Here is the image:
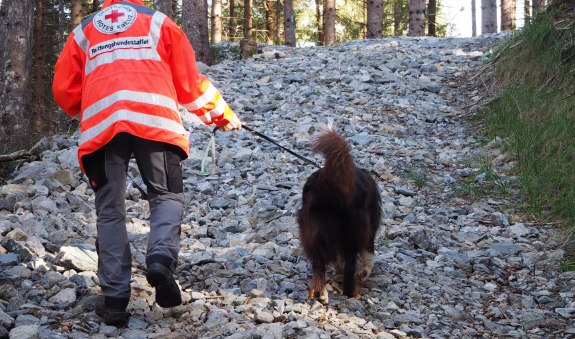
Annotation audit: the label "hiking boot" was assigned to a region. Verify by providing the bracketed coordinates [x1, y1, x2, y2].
[95, 295, 129, 326]
[146, 257, 182, 308]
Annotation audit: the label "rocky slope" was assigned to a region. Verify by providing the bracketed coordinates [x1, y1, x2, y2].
[1, 33, 574, 338]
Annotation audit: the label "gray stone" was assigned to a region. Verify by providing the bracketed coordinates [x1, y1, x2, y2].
[0, 308, 14, 328]
[49, 288, 76, 306]
[488, 242, 521, 256]
[8, 324, 39, 339]
[0, 253, 19, 266]
[52, 170, 78, 188]
[14, 314, 39, 326]
[57, 246, 98, 272]
[508, 223, 530, 238]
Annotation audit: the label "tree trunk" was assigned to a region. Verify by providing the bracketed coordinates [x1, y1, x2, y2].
[155, 0, 173, 18]
[70, 0, 83, 30]
[363, 0, 366, 38]
[366, 0, 383, 38]
[284, 0, 296, 46]
[211, 0, 222, 43]
[229, 0, 237, 41]
[427, 0, 436, 36]
[275, 0, 282, 44]
[172, 0, 179, 20]
[32, 0, 45, 135]
[264, 0, 275, 45]
[501, 0, 516, 31]
[408, 0, 425, 36]
[315, 0, 323, 44]
[471, 0, 477, 36]
[58, 0, 66, 50]
[0, 0, 35, 152]
[481, 0, 497, 34]
[393, 0, 402, 36]
[323, 0, 335, 45]
[244, 0, 253, 39]
[525, 0, 531, 25]
[93, 0, 99, 12]
[182, 0, 211, 65]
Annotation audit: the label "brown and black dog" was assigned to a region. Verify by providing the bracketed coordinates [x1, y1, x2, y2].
[297, 124, 382, 305]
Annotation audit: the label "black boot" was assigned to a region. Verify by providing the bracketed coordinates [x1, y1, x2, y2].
[95, 295, 129, 326]
[146, 255, 182, 308]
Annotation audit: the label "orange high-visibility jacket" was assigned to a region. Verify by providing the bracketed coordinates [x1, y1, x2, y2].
[52, 0, 236, 173]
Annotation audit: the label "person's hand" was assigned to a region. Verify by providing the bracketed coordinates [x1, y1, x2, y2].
[220, 114, 242, 131]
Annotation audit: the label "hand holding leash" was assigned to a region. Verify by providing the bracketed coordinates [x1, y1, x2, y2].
[219, 114, 242, 131]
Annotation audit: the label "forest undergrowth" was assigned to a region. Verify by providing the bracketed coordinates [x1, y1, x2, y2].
[479, 8, 575, 269]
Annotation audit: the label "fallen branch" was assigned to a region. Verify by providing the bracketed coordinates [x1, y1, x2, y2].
[0, 137, 48, 164]
[0, 150, 35, 163]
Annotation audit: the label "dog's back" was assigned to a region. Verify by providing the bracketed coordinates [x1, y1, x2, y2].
[297, 127, 382, 303]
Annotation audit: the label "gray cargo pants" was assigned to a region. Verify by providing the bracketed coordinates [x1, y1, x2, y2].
[83, 132, 184, 299]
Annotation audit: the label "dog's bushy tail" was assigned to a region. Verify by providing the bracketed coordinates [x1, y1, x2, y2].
[312, 125, 356, 205]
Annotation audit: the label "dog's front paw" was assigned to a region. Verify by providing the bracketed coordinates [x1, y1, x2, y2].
[318, 288, 329, 305]
[308, 288, 329, 305]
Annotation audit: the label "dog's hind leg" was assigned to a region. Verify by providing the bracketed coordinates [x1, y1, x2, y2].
[357, 219, 378, 285]
[356, 249, 375, 284]
[334, 254, 345, 276]
[310, 262, 329, 305]
[342, 252, 359, 298]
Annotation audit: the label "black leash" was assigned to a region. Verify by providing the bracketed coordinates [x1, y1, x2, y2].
[212, 125, 384, 182]
[241, 126, 384, 181]
[214, 125, 322, 169]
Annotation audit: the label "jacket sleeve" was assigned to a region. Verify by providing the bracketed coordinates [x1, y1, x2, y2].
[52, 31, 85, 119]
[162, 20, 237, 128]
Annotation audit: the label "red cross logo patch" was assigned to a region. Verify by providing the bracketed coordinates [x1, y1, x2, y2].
[105, 10, 125, 23]
[93, 4, 137, 34]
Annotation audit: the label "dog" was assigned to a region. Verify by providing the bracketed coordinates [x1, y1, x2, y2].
[297, 124, 382, 305]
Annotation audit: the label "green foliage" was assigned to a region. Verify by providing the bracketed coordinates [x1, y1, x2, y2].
[560, 259, 575, 272]
[404, 167, 428, 188]
[478, 158, 499, 181]
[453, 157, 509, 198]
[480, 12, 575, 262]
[210, 44, 242, 63]
[336, 14, 365, 41]
[142, 0, 155, 9]
[383, 0, 408, 36]
[218, 0, 449, 45]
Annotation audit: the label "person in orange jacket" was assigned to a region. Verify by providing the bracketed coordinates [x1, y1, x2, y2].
[52, 0, 241, 326]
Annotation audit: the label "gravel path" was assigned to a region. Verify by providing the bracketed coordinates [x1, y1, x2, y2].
[1, 33, 574, 339]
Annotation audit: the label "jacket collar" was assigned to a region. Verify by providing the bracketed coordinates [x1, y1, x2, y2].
[102, 0, 145, 8]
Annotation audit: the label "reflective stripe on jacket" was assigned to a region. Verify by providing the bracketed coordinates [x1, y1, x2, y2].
[52, 0, 236, 173]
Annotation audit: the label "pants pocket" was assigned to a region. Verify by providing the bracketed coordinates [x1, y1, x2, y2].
[165, 146, 183, 194]
[82, 148, 108, 192]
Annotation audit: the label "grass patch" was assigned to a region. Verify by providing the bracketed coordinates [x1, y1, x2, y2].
[479, 12, 575, 265]
[559, 259, 575, 272]
[453, 157, 509, 198]
[405, 167, 428, 188]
